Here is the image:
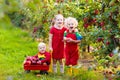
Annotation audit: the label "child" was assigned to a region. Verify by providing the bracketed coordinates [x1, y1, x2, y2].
[36, 42, 51, 75]
[49, 14, 67, 73]
[64, 17, 82, 67]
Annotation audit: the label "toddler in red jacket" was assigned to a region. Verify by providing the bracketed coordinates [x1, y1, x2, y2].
[36, 42, 51, 75]
[36, 42, 51, 65]
[24, 42, 51, 75]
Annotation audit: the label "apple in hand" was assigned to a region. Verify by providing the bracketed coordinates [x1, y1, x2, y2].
[37, 60, 41, 65]
[66, 38, 73, 42]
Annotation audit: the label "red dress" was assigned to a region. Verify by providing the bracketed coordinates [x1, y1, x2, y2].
[65, 31, 79, 66]
[50, 26, 66, 59]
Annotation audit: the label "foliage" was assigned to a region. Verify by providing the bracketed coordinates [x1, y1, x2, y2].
[2, 0, 119, 56]
[0, 0, 120, 79]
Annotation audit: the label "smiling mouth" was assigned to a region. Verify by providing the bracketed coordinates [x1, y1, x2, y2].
[58, 22, 62, 24]
[70, 27, 73, 29]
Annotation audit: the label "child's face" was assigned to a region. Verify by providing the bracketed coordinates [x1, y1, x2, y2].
[55, 15, 64, 27]
[38, 45, 46, 53]
[67, 21, 76, 31]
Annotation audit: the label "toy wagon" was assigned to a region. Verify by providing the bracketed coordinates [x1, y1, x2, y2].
[23, 56, 49, 74]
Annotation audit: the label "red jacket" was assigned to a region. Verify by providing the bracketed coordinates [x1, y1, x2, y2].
[35, 52, 51, 65]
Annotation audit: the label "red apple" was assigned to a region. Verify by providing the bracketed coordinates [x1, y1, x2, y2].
[31, 60, 37, 65]
[37, 60, 41, 65]
[102, 27, 106, 30]
[100, 21, 105, 27]
[97, 37, 103, 42]
[84, 23, 89, 28]
[92, 18, 97, 23]
[83, 18, 88, 23]
[33, 27, 38, 33]
[94, 9, 99, 15]
[31, 56, 37, 61]
[106, 41, 110, 45]
[43, 20, 47, 23]
[109, 53, 114, 57]
[24, 61, 31, 65]
[26, 56, 32, 61]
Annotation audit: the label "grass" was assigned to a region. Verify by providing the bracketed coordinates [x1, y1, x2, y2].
[0, 21, 104, 80]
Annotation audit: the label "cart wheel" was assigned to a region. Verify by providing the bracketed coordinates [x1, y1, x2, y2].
[25, 70, 30, 73]
[40, 71, 48, 75]
[44, 71, 48, 75]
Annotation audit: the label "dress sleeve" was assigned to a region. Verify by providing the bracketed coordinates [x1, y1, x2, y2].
[75, 32, 83, 40]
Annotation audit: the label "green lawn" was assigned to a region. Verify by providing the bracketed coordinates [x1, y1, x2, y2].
[0, 23, 104, 80]
[0, 25, 38, 79]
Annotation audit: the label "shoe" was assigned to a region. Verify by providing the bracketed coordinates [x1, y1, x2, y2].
[40, 71, 48, 75]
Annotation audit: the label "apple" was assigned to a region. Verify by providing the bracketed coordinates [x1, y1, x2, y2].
[92, 18, 97, 23]
[84, 23, 89, 28]
[43, 20, 47, 23]
[26, 56, 32, 61]
[31, 60, 37, 65]
[32, 56, 38, 61]
[109, 53, 114, 57]
[83, 17, 88, 23]
[94, 9, 99, 15]
[24, 61, 31, 65]
[97, 37, 103, 42]
[33, 27, 38, 33]
[101, 27, 105, 30]
[100, 21, 105, 27]
[37, 60, 41, 65]
[106, 41, 110, 45]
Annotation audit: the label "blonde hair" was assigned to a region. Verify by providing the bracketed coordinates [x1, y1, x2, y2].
[38, 42, 46, 48]
[51, 14, 64, 26]
[65, 17, 78, 27]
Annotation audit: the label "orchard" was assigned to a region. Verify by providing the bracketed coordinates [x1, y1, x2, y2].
[0, 0, 120, 80]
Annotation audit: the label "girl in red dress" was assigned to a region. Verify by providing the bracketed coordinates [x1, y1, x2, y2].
[49, 14, 67, 73]
[64, 17, 82, 67]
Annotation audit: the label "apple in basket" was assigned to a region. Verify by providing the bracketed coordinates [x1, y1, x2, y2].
[26, 56, 32, 61]
[24, 60, 31, 65]
[32, 56, 39, 61]
[31, 60, 37, 65]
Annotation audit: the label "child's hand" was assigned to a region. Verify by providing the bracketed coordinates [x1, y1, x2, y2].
[66, 38, 73, 42]
[37, 60, 41, 65]
[43, 63, 47, 66]
[49, 47, 53, 52]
